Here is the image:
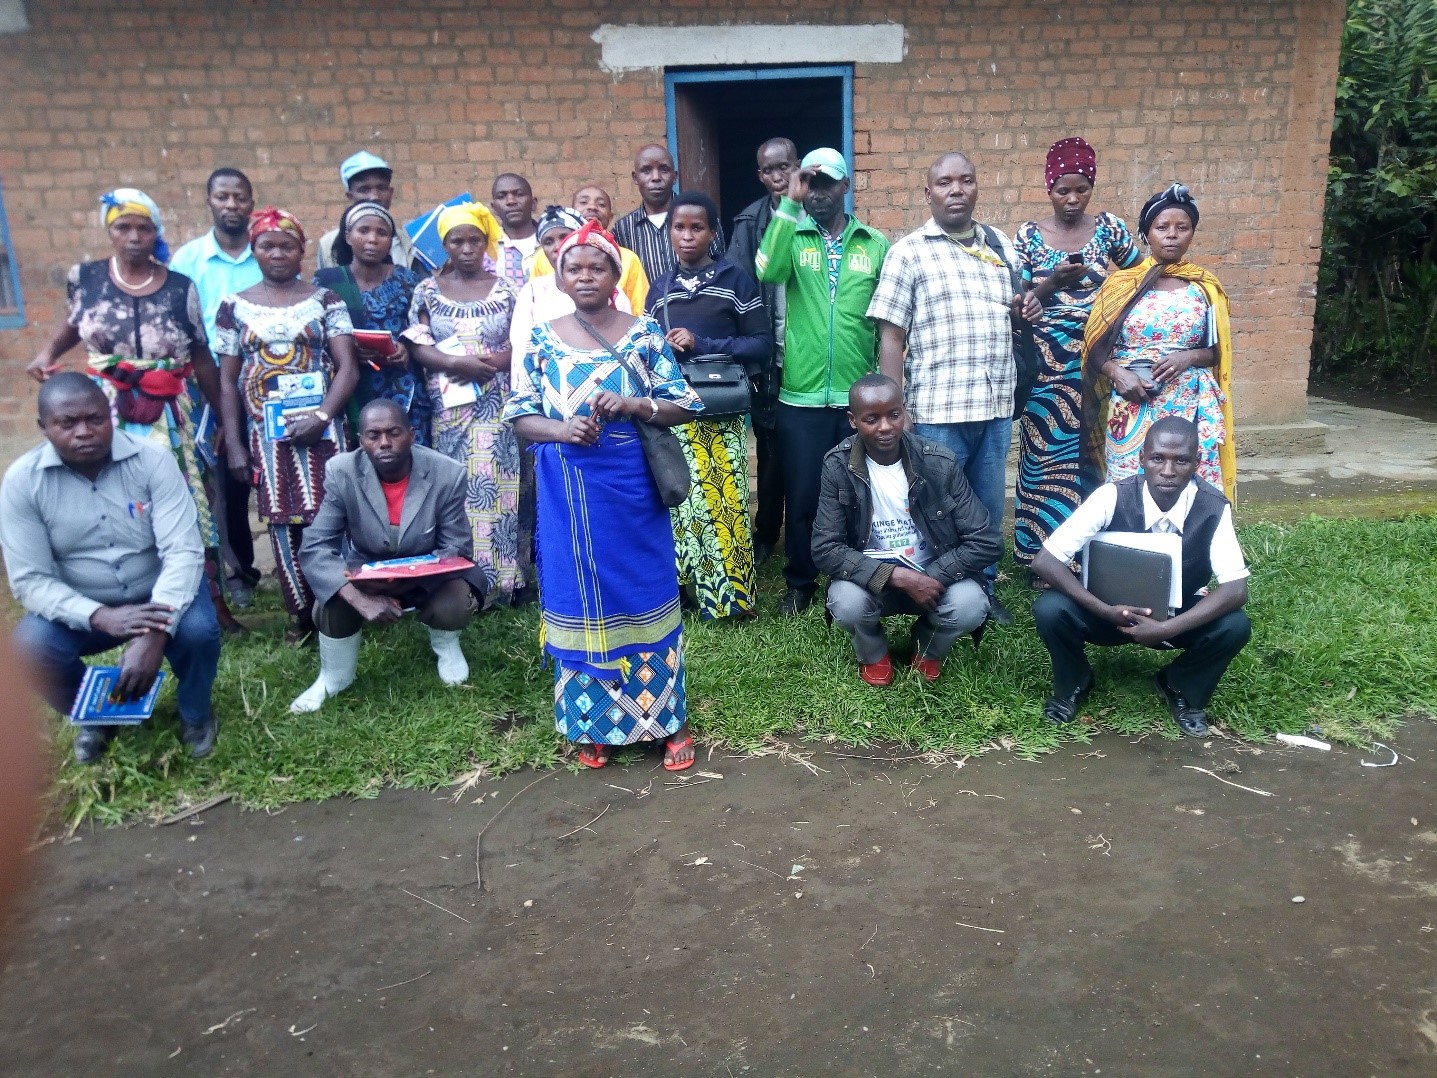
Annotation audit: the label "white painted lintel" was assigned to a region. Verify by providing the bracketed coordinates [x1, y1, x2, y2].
[593, 22, 905, 73]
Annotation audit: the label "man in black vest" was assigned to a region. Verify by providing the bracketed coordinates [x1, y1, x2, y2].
[1031, 417, 1250, 735]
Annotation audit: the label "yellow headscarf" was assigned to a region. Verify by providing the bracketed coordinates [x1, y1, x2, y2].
[1080, 256, 1236, 502]
[436, 202, 501, 262]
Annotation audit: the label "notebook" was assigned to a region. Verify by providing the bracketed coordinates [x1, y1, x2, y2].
[348, 555, 476, 582]
[1082, 536, 1179, 621]
[69, 667, 166, 725]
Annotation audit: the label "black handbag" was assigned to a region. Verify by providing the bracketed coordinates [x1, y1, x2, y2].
[572, 314, 692, 509]
[980, 224, 1041, 418]
[658, 293, 753, 421]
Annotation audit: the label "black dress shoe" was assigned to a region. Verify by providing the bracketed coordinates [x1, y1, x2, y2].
[180, 715, 218, 760]
[753, 541, 774, 568]
[1154, 673, 1210, 737]
[1043, 677, 1093, 726]
[778, 588, 814, 616]
[988, 596, 1015, 626]
[72, 725, 116, 764]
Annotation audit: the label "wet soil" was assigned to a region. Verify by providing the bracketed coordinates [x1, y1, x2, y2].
[3, 722, 1435, 1075]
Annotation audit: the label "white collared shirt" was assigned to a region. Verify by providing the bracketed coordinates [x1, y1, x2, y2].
[1044, 479, 1249, 584]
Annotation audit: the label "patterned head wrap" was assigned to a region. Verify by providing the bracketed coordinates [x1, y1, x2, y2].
[341, 200, 397, 238]
[556, 220, 622, 273]
[100, 188, 169, 263]
[249, 206, 306, 248]
[1045, 137, 1097, 190]
[1138, 182, 1200, 237]
[436, 202, 501, 261]
[536, 205, 585, 243]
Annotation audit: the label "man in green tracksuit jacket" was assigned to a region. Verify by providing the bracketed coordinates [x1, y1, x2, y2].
[755, 148, 890, 614]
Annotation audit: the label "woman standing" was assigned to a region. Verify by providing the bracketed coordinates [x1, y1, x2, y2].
[314, 201, 428, 444]
[26, 188, 241, 631]
[1012, 140, 1142, 570]
[1081, 183, 1236, 499]
[647, 193, 771, 619]
[505, 222, 703, 772]
[215, 208, 359, 643]
[402, 203, 523, 606]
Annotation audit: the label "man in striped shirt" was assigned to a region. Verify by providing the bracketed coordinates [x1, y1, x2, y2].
[613, 143, 725, 284]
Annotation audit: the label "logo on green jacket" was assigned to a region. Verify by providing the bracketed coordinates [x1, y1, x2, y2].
[847, 250, 873, 275]
[799, 246, 822, 271]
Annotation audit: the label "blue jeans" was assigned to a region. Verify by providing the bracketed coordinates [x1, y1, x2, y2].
[913, 417, 1013, 584]
[13, 586, 221, 727]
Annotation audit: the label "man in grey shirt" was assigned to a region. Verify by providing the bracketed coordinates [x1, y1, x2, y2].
[1, 375, 222, 762]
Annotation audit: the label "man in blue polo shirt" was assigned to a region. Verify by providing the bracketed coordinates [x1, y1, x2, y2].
[169, 167, 263, 606]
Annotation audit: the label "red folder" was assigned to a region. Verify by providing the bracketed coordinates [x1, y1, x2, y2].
[347, 555, 475, 582]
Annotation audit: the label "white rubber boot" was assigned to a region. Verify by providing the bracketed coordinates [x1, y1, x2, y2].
[289, 632, 361, 713]
[428, 628, 469, 686]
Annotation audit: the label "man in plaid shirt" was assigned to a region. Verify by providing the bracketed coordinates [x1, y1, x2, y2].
[867, 152, 1025, 623]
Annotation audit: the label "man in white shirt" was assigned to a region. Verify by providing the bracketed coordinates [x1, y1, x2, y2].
[1032, 417, 1251, 735]
[490, 172, 540, 289]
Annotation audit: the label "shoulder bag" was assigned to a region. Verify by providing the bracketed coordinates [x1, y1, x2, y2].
[657, 292, 752, 421]
[980, 224, 1040, 419]
[572, 314, 693, 509]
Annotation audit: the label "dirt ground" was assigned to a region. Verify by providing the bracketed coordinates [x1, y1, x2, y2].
[3, 720, 1435, 1076]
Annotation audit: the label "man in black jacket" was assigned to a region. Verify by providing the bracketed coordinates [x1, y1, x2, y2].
[728, 137, 798, 565]
[813, 374, 998, 685]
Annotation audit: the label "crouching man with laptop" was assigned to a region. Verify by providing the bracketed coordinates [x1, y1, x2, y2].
[1031, 417, 1250, 735]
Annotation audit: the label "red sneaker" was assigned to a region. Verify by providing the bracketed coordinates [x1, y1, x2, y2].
[859, 655, 894, 686]
[911, 655, 942, 683]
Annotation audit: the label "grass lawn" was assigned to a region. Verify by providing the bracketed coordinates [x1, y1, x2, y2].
[44, 513, 1437, 828]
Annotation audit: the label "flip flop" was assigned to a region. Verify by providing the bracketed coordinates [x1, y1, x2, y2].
[662, 731, 695, 772]
[577, 743, 610, 769]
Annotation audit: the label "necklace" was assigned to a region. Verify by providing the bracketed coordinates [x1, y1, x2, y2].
[110, 257, 156, 291]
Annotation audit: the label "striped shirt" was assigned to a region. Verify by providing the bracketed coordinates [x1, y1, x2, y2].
[613, 206, 726, 286]
[866, 218, 1020, 425]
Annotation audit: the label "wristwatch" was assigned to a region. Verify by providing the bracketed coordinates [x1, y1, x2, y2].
[313, 409, 332, 424]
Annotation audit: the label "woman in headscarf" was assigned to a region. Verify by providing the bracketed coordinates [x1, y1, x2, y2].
[402, 202, 523, 606]
[647, 192, 771, 619]
[1081, 184, 1236, 499]
[1011, 140, 1142, 575]
[25, 188, 242, 631]
[214, 208, 360, 643]
[505, 222, 704, 772]
[314, 201, 429, 444]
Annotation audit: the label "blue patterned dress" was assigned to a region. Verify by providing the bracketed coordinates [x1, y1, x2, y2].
[1012, 213, 1141, 565]
[504, 317, 704, 746]
[329, 267, 431, 445]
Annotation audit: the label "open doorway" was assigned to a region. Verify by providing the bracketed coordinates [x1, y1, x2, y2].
[665, 66, 853, 239]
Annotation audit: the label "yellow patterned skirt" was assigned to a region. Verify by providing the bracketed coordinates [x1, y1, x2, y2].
[670, 417, 756, 619]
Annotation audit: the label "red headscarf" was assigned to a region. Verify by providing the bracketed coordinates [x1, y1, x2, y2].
[249, 206, 306, 248]
[1045, 137, 1097, 190]
[556, 219, 622, 273]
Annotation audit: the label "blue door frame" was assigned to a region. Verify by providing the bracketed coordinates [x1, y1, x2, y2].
[664, 65, 855, 213]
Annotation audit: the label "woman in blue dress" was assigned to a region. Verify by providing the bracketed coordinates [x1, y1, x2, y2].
[1012, 138, 1141, 572]
[314, 201, 428, 443]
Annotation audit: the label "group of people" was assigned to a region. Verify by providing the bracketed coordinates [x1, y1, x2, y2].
[2, 134, 1252, 771]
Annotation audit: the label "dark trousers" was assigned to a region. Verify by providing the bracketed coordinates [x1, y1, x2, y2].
[1033, 591, 1252, 708]
[314, 577, 479, 639]
[776, 403, 852, 594]
[753, 422, 785, 548]
[13, 586, 221, 727]
[221, 470, 256, 580]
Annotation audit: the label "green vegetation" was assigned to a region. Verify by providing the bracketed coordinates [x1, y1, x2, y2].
[46, 514, 1437, 829]
[1315, 0, 1437, 389]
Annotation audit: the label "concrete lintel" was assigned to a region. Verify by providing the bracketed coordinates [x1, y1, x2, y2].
[0, 1, 28, 34]
[592, 23, 905, 73]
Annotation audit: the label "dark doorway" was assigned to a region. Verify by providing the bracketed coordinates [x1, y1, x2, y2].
[666, 66, 853, 240]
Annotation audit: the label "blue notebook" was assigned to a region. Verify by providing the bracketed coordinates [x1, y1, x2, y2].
[68, 666, 166, 725]
[406, 192, 473, 272]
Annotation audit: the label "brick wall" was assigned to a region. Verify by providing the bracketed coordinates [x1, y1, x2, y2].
[0, 0, 1344, 458]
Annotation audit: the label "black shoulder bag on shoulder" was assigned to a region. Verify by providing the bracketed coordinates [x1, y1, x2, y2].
[980, 224, 1040, 419]
[657, 291, 753, 422]
[572, 314, 693, 509]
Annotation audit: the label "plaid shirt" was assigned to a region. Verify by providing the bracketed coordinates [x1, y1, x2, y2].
[866, 218, 1018, 425]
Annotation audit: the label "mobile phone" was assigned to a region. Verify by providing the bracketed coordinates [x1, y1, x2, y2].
[1067, 253, 1084, 264]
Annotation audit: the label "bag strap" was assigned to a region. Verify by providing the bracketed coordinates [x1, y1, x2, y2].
[573, 314, 652, 398]
[318, 266, 372, 330]
[979, 224, 1023, 296]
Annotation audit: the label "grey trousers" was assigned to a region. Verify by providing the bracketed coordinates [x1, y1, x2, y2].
[314, 577, 479, 639]
[826, 578, 990, 664]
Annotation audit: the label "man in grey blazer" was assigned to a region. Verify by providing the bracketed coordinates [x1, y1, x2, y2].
[291, 400, 487, 713]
